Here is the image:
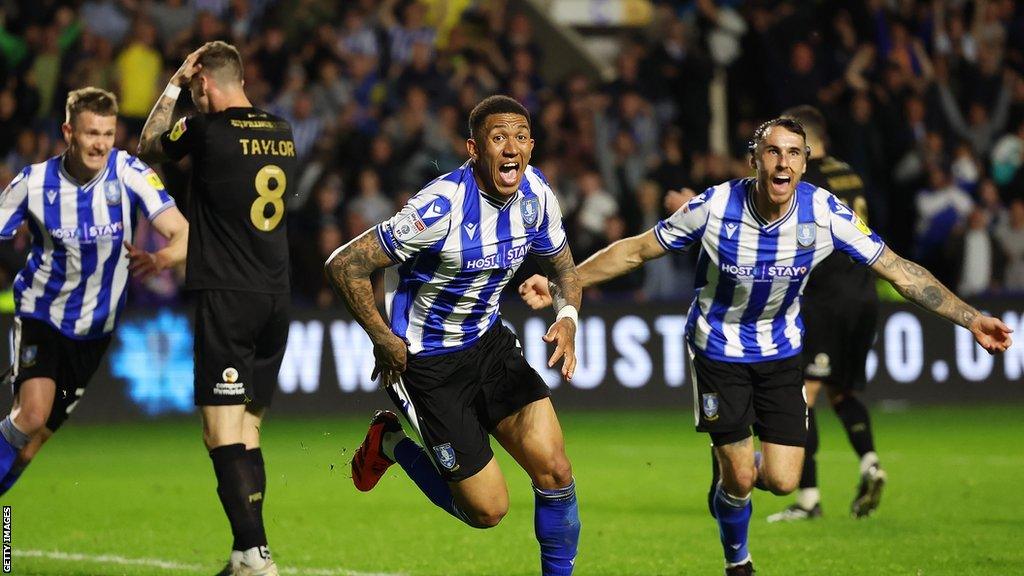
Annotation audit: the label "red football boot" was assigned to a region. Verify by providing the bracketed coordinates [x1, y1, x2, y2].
[351, 410, 402, 491]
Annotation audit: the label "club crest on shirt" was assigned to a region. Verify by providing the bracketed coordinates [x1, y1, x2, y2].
[521, 196, 540, 228]
[796, 223, 815, 247]
[103, 181, 121, 205]
[701, 393, 719, 421]
[433, 443, 457, 470]
[20, 345, 37, 367]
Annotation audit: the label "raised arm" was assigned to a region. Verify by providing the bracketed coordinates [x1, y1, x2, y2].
[519, 229, 666, 309]
[138, 47, 204, 164]
[324, 229, 407, 375]
[577, 229, 667, 289]
[871, 246, 1012, 353]
[534, 244, 581, 380]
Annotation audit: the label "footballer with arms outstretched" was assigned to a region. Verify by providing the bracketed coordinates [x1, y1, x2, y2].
[520, 117, 1012, 575]
[767, 105, 888, 522]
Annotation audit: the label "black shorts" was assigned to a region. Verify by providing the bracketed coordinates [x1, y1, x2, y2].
[8, 317, 111, 431]
[386, 322, 552, 482]
[802, 298, 878, 391]
[688, 346, 806, 447]
[193, 290, 289, 408]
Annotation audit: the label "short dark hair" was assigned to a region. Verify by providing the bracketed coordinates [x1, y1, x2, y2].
[781, 105, 827, 144]
[468, 95, 530, 140]
[748, 116, 808, 155]
[65, 87, 118, 124]
[197, 41, 244, 85]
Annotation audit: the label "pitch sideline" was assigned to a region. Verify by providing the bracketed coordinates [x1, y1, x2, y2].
[14, 549, 406, 576]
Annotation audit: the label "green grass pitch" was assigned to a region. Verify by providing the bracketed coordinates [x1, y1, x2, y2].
[5, 405, 1023, 575]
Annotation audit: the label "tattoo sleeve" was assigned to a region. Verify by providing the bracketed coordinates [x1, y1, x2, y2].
[137, 94, 178, 163]
[536, 244, 582, 315]
[872, 247, 978, 328]
[324, 230, 397, 342]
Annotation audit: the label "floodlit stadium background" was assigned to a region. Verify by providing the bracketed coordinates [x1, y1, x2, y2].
[0, 1, 1022, 574]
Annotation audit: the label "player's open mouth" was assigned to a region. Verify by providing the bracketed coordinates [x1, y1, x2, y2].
[770, 174, 791, 192]
[498, 161, 520, 186]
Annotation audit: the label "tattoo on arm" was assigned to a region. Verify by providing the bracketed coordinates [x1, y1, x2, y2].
[324, 231, 396, 342]
[137, 95, 177, 163]
[537, 245, 582, 314]
[873, 248, 978, 328]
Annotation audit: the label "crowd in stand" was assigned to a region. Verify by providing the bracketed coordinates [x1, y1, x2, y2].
[1, 0, 1023, 308]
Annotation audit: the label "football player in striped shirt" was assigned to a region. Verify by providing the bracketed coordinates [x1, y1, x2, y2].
[0, 87, 188, 497]
[520, 117, 1012, 575]
[327, 96, 582, 576]
[768, 105, 887, 522]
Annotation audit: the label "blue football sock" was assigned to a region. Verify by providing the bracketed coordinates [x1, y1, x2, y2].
[0, 417, 29, 485]
[393, 437, 477, 527]
[712, 482, 752, 565]
[534, 480, 581, 576]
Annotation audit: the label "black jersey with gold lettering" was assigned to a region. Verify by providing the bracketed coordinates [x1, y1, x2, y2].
[802, 156, 877, 302]
[160, 107, 294, 293]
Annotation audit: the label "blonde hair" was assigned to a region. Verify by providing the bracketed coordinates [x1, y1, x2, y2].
[65, 87, 118, 125]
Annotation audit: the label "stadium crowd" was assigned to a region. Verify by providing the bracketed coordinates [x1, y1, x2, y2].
[1, 0, 1023, 308]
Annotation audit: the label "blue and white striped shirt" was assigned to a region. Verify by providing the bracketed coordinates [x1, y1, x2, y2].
[0, 149, 175, 339]
[655, 178, 885, 362]
[377, 162, 567, 356]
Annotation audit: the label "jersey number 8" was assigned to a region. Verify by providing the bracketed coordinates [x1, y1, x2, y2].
[251, 164, 286, 232]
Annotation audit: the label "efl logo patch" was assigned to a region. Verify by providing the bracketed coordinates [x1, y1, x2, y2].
[169, 117, 187, 142]
[796, 223, 815, 247]
[432, 443, 457, 470]
[521, 196, 540, 228]
[144, 170, 165, 191]
[20, 345, 37, 368]
[393, 213, 426, 242]
[853, 215, 873, 236]
[701, 393, 720, 422]
[102, 181, 121, 205]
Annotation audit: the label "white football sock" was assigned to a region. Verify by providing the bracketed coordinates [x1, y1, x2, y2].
[240, 546, 272, 568]
[860, 451, 880, 475]
[796, 487, 820, 509]
[381, 429, 407, 461]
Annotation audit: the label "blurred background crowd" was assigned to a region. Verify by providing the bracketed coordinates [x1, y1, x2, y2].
[0, 0, 1022, 309]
